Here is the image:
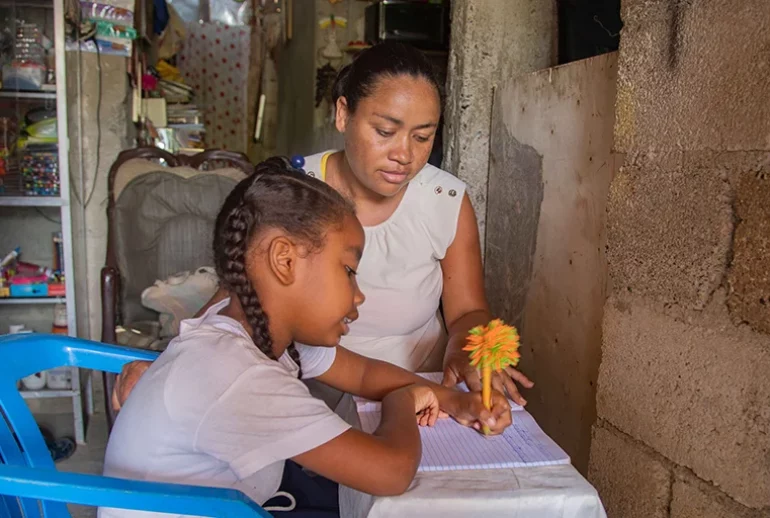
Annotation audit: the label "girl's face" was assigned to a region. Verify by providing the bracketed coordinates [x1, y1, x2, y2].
[292, 214, 366, 347]
[336, 75, 441, 198]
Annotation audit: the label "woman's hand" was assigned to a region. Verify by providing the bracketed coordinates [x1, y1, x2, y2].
[441, 352, 534, 407]
[436, 386, 512, 435]
[111, 360, 152, 412]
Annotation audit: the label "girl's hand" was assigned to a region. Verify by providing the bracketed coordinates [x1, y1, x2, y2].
[403, 385, 441, 427]
[111, 360, 152, 412]
[442, 352, 534, 406]
[438, 387, 512, 435]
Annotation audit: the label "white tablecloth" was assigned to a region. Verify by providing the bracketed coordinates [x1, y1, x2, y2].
[334, 394, 606, 518]
[340, 464, 606, 518]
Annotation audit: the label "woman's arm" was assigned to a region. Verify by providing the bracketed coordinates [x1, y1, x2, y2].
[439, 194, 534, 405]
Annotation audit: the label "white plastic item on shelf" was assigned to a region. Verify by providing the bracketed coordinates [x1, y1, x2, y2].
[47, 302, 71, 389]
[10, 324, 46, 389]
[46, 367, 70, 389]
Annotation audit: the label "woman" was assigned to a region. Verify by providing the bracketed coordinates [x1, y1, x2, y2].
[114, 42, 532, 409]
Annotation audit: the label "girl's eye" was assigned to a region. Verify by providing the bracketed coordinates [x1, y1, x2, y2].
[376, 129, 394, 138]
[345, 266, 358, 277]
[415, 135, 431, 143]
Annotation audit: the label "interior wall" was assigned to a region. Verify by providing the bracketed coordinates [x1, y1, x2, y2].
[485, 53, 617, 474]
[587, 1, 770, 517]
[275, 2, 316, 157]
[66, 52, 133, 340]
[443, 0, 557, 247]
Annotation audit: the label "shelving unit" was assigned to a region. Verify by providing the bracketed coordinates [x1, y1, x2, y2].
[0, 0, 90, 444]
[0, 297, 64, 305]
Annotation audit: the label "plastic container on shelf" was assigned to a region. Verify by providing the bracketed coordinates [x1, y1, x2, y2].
[11, 325, 47, 390]
[46, 302, 71, 390]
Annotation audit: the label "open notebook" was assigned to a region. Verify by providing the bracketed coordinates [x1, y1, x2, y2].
[354, 373, 570, 472]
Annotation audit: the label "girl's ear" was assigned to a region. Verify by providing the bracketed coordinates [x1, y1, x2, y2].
[265, 236, 298, 286]
[335, 96, 350, 133]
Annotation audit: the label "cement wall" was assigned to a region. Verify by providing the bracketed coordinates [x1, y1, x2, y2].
[443, 0, 557, 245]
[66, 52, 133, 340]
[588, 1, 770, 516]
[486, 53, 617, 473]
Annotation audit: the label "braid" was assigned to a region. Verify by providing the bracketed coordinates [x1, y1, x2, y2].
[213, 156, 355, 377]
[219, 201, 276, 360]
[287, 343, 303, 379]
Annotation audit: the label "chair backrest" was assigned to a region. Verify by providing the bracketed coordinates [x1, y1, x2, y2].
[0, 334, 158, 518]
[105, 147, 252, 325]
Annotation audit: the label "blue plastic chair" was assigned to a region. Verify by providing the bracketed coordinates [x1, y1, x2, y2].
[0, 333, 271, 517]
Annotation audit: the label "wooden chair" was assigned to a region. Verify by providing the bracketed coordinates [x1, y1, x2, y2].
[100, 147, 252, 430]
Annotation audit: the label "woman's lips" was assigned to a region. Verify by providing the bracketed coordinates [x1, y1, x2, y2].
[379, 170, 409, 184]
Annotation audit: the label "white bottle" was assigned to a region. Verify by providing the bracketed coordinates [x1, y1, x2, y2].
[11, 324, 48, 390]
[46, 302, 71, 390]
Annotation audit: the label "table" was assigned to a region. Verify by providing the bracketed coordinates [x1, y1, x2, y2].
[334, 395, 607, 518]
[340, 464, 606, 518]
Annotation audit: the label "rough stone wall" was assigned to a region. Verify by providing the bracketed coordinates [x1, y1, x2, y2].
[588, 1, 770, 516]
[443, 0, 556, 246]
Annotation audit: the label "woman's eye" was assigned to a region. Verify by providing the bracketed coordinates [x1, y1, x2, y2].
[376, 129, 393, 138]
[415, 135, 431, 143]
[345, 266, 358, 277]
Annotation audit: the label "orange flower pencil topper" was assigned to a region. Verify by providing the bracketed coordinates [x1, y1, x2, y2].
[463, 319, 521, 435]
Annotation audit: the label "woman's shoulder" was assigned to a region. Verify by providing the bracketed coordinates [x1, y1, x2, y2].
[411, 163, 467, 196]
[303, 150, 336, 178]
[406, 163, 467, 218]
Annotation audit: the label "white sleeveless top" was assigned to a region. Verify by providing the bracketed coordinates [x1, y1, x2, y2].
[303, 151, 467, 371]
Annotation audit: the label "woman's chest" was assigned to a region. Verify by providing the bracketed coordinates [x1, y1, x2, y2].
[351, 224, 444, 335]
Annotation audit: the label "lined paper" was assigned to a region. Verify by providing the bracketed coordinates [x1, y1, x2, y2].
[355, 373, 570, 472]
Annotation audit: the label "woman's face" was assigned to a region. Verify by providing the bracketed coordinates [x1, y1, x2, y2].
[336, 75, 441, 198]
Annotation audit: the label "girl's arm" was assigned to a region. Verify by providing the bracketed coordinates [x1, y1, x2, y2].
[315, 346, 511, 433]
[291, 384, 435, 496]
[439, 194, 534, 405]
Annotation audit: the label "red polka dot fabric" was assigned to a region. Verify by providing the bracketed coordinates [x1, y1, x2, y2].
[179, 23, 252, 151]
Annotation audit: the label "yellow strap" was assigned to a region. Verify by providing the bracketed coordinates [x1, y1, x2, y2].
[320, 152, 331, 182]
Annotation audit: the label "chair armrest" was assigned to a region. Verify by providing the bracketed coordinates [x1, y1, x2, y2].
[101, 266, 120, 345]
[101, 265, 121, 430]
[0, 464, 270, 517]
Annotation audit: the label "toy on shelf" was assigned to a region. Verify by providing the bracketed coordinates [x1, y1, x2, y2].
[0, 245, 64, 298]
[463, 319, 521, 435]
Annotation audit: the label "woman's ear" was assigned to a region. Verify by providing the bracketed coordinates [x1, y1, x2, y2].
[265, 236, 298, 286]
[335, 96, 350, 133]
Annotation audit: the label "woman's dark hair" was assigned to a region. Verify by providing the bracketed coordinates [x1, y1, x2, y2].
[332, 41, 443, 114]
[213, 156, 355, 376]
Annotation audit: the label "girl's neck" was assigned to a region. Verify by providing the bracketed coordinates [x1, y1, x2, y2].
[219, 291, 291, 358]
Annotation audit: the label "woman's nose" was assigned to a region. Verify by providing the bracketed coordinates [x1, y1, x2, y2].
[389, 137, 413, 165]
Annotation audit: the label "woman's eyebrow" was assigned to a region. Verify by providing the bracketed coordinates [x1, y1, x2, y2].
[372, 113, 438, 130]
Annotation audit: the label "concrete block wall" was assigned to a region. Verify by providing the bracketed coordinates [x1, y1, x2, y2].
[588, 1, 770, 516]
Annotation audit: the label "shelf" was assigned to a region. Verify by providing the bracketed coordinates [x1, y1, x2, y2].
[0, 90, 56, 100]
[0, 0, 53, 9]
[20, 388, 77, 399]
[0, 196, 63, 206]
[0, 297, 64, 305]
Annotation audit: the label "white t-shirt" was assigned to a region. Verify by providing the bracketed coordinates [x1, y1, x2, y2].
[99, 298, 350, 518]
[303, 151, 466, 372]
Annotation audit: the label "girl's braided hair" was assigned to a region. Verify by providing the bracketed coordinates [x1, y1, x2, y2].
[213, 156, 355, 376]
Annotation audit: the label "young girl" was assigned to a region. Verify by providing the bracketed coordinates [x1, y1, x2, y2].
[100, 157, 511, 518]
